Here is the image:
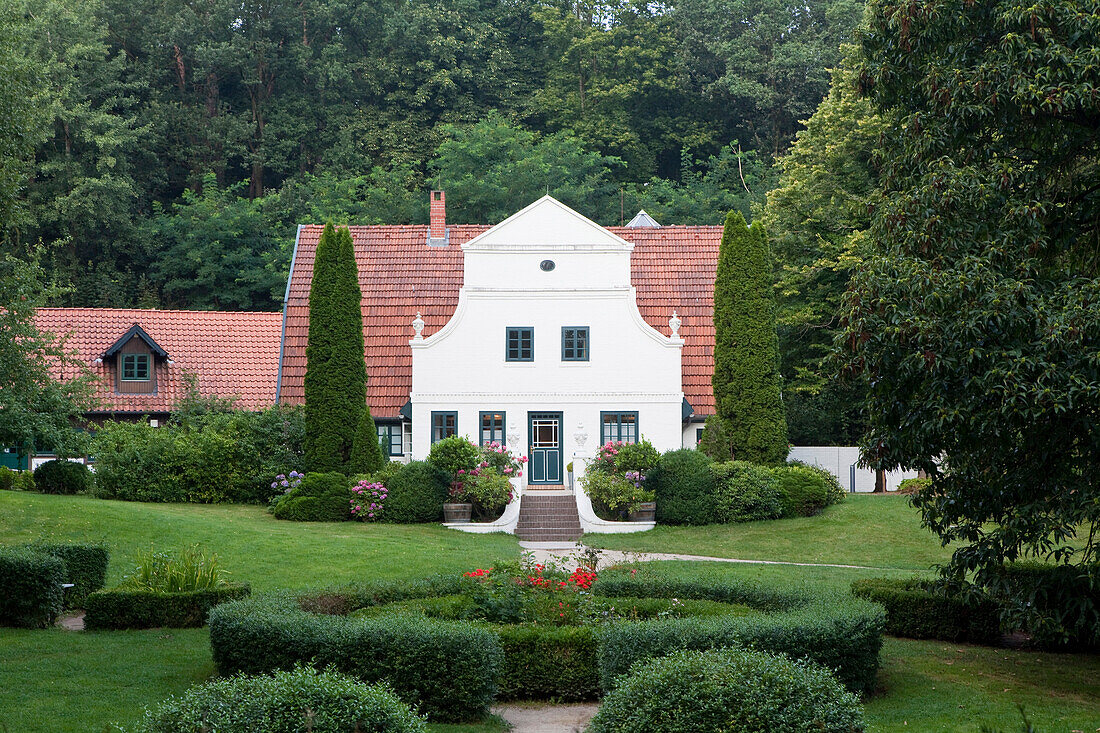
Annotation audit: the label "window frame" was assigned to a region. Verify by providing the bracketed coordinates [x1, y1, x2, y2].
[600, 411, 639, 445]
[431, 411, 458, 444]
[376, 423, 404, 457]
[505, 327, 534, 362]
[561, 326, 590, 362]
[478, 411, 506, 447]
[120, 353, 151, 381]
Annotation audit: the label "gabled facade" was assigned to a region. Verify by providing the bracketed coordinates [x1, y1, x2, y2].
[278, 194, 724, 466]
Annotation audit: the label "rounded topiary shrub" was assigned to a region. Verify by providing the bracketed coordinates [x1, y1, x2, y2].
[650, 449, 716, 525]
[383, 461, 448, 523]
[129, 666, 426, 733]
[426, 436, 479, 481]
[272, 472, 349, 521]
[771, 465, 830, 517]
[711, 461, 782, 523]
[33, 459, 91, 495]
[588, 648, 865, 733]
[788, 460, 846, 505]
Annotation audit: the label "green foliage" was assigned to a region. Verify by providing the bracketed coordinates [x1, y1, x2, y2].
[129, 666, 426, 733]
[589, 647, 865, 733]
[32, 459, 90, 495]
[497, 625, 599, 701]
[91, 408, 304, 504]
[84, 584, 250, 630]
[896, 477, 931, 495]
[272, 472, 350, 522]
[650, 449, 716, 525]
[0, 3, 44, 240]
[121, 547, 224, 593]
[304, 223, 367, 474]
[26, 542, 108, 607]
[0, 546, 64, 628]
[350, 405, 385, 475]
[988, 563, 1100, 649]
[0, 466, 14, 491]
[381, 461, 448, 524]
[592, 563, 884, 694]
[582, 471, 654, 517]
[697, 414, 731, 461]
[851, 578, 1002, 645]
[208, 593, 502, 722]
[712, 211, 788, 465]
[710, 460, 783, 523]
[427, 436, 481, 482]
[787, 460, 846, 506]
[771, 465, 830, 517]
[12, 470, 35, 492]
[844, 0, 1100, 622]
[462, 471, 514, 519]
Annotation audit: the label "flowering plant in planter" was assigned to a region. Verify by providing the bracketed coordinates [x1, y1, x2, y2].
[448, 440, 527, 520]
[349, 480, 387, 521]
[581, 439, 658, 517]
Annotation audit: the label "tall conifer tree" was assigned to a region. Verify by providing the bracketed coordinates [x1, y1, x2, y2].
[712, 211, 788, 464]
[304, 223, 367, 472]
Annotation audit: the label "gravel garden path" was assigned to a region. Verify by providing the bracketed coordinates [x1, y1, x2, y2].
[517, 542, 876, 570]
[492, 703, 599, 733]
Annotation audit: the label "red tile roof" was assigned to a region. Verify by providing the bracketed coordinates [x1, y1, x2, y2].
[35, 308, 283, 414]
[279, 224, 721, 419]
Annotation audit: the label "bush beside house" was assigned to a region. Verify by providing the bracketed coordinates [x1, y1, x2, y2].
[272, 472, 351, 522]
[32, 459, 91, 494]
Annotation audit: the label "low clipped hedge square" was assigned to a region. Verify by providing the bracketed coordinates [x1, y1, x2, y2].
[25, 543, 108, 608]
[209, 593, 502, 722]
[0, 546, 65, 628]
[497, 625, 599, 701]
[84, 584, 251, 629]
[850, 577, 1002, 644]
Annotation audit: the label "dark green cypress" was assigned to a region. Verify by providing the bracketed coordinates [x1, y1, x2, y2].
[304, 224, 367, 472]
[350, 404, 385, 474]
[712, 211, 788, 465]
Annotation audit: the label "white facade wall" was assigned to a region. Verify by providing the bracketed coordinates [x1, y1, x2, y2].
[409, 197, 685, 469]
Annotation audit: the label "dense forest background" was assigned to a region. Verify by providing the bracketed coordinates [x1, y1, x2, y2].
[0, 0, 869, 442]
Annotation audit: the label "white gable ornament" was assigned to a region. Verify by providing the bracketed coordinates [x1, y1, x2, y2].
[412, 312, 425, 340]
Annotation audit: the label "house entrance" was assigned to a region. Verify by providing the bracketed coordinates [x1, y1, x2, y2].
[527, 412, 563, 485]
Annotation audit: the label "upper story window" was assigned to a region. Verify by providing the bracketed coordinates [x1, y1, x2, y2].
[561, 327, 589, 361]
[431, 411, 457, 444]
[601, 411, 638, 444]
[506, 327, 534, 362]
[377, 423, 403, 457]
[121, 354, 151, 381]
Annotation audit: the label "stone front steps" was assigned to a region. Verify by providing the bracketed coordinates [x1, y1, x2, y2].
[515, 488, 582, 542]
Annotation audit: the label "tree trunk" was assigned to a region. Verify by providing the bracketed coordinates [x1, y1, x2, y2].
[873, 469, 887, 493]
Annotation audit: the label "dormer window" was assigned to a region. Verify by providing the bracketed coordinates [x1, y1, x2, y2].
[121, 354, 151, 381]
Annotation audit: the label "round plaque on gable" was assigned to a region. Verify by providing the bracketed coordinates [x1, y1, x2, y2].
[539, 259, 556, 272]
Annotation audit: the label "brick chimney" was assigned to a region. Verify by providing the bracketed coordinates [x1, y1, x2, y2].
[428, 190, 448, 246]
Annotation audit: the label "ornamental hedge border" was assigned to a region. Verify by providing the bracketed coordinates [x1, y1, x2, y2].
[84, 584, 251, 630]
[208, 593, 502, 723]
[593, 563, 884, 695]
[850, 577, 1002, 644]
[25, 542, 108, 608]
[0, 546, 65, 628]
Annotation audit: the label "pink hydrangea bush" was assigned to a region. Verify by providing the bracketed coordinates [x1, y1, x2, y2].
[350, 480, 387, 521]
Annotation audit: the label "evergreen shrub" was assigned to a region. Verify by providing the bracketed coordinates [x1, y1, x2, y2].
[34, 459, 91, 494]
[649, 449, 716, 525]
[896, 477, 931, 494]
[0, 546, 65, 627]
[850, 577, 1001, 644]
[427, 436, 480, 481]
[991, 562, 1100, 649]
[711, 461, 783, 522]
[0, 466, 13, 490]
[497, 625, 599, 701]
[26, 542, 108, 607]
[84, 584, 251, 629]
[209, 593, 502, 722]
[593, 563, 884, 694]
[12, 470, 36, 492]
[588, 648, 865, 733]
[129, 666, 426, 733]
[272, 472, 349, 522]
[382, 461, 448, 523]
[788, 460, 846, 505]
[771, 465, 830, 517]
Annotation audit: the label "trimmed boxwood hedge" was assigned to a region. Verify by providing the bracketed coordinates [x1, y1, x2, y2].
[593, 563, 884, 694]
[25, 542, 108, 608]
[208, 592, 502, 722]
[0, 546, 65, 628]
[850, 577, 1002, 644]
[84, 583, 251, 629]
[497, 625, 599, 701]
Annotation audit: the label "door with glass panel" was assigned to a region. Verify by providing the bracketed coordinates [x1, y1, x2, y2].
[527, 412, 563, 484]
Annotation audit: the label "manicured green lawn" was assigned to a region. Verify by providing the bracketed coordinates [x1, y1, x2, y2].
[585, 493, 954, 570]
[2, 491, 1099, 733]
[0, 491, 520, 590]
